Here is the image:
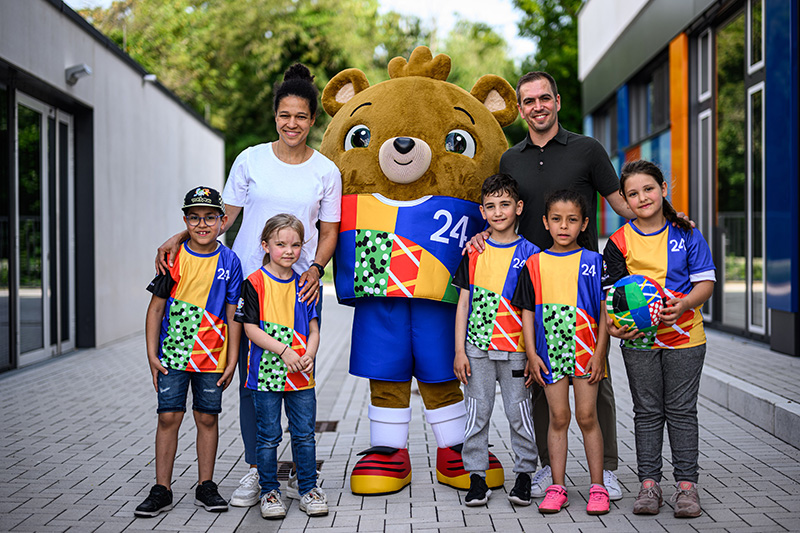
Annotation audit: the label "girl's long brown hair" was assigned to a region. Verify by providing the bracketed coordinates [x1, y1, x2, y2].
[619, 160, 693, 232]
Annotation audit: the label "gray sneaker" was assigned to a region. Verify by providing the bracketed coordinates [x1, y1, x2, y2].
[230, 467, 259, 507]
[260, 490, 286, 520]
[299, 487, 328, 517]
[286, 469, 324, 500]
[672, 481, 702, 518]
[633, 479, 663, 515]
[530, 466, 552, 498]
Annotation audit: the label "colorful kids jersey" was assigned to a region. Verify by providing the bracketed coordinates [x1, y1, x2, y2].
[512, 249, 605, 384]
[452, 237, 540, 352]
[147, 242, 243, 373]
[235, 267, 318, 392]
[334, 193, 485, 306]
[603, 221, 716, 350]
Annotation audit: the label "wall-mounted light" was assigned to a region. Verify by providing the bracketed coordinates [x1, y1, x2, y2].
[143, 74, 157, 83]
[65, 63, 92, 85]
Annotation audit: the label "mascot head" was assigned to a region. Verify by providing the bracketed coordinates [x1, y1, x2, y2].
[320, 46, 517, 203]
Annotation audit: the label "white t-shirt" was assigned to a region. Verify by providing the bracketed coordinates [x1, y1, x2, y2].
[222, 142, 342, 277]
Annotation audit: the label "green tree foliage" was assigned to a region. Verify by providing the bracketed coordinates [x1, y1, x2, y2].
[79, 0, 430, 167]
[513, 0, 583, 133]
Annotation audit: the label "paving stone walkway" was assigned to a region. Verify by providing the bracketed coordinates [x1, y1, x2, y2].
[2, 292, 799, 532]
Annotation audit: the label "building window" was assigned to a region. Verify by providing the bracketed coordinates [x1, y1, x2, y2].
[747, 0, 764, 73]
[629, 59, 669, 144]
[591, 98, 617, 156]
[698, 29, 712, 102]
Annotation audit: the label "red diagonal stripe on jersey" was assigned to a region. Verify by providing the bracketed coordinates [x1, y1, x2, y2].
[491, 297, 523, 351]
[386, 235, 422, 298]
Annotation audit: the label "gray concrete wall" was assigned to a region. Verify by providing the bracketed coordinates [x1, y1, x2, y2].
[0, 0, 225, 347]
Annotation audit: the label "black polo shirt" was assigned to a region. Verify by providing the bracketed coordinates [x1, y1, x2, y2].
[499, 125, 619, 252]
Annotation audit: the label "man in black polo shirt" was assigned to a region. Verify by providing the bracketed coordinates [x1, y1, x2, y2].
[473, 71, 632, 501]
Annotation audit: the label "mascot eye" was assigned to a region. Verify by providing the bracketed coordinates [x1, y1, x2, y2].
[445, 129, 476, 158]
[344, 124, 371, 150]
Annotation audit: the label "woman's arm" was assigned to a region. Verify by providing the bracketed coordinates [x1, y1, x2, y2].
[298, 221, 340, 303]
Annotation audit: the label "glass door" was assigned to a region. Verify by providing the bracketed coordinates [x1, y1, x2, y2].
[15, 93, 74, 367]
[714, 2, 766, 335]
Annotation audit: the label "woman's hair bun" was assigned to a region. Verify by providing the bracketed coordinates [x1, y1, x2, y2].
[284, 63, 314, 83]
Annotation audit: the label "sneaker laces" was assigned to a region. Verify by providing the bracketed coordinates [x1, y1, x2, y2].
[306, 487, 325, 502]
[639, 483, 660, 500]
[603, 470, 617, 486]
[239, 468, 258, 487]
[531, 466, 551, 484]
[670, 484, 697, 503]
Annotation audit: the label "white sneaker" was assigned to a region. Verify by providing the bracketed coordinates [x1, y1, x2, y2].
[260, 489, 286, 519]
[230, 467, 259, 507]
[286, 470, 324, 500]
[299, 487, 328, 517]
[530, 465, 552, 498]
[604, 470, 623, 501]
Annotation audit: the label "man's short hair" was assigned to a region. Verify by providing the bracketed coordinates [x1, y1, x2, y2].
[515, 71, 558, 105]
[481, 173, 520, 204]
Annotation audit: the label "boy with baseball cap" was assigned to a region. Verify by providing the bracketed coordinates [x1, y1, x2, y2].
[135, 186, 243, 517]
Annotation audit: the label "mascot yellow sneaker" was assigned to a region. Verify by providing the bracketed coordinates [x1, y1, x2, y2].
[320, 47, 517, 496]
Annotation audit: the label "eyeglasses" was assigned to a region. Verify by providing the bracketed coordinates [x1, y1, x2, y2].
[186, 214, 223, 227]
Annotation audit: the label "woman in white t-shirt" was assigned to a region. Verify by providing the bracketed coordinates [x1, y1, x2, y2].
[155, 63, 342, 511]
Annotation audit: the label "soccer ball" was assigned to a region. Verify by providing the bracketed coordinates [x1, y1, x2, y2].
[606, 275, 666, 333]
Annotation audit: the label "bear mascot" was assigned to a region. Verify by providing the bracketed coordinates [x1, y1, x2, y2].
[320, 46, 517, 495]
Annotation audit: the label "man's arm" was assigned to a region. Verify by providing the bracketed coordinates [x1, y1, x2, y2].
[604, 191, 634, 219]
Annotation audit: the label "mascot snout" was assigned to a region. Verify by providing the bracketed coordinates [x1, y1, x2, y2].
[379, 136, 432, 184]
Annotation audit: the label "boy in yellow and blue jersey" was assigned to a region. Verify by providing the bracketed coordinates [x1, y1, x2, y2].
[452, 174, 542, 507]
[136, 187, 243, 518]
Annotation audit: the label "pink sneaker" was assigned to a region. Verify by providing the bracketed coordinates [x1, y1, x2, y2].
[586, 484, 610, 515]
[538, 484, 569, 513]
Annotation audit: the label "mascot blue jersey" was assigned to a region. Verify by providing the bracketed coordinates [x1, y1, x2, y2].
[334, 193, 485, 306]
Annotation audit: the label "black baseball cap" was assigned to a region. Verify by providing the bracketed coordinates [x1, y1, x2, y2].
[182, 186, 225, 214]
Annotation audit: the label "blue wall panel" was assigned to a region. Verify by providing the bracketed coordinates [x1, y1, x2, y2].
[765, 0, 799, 313]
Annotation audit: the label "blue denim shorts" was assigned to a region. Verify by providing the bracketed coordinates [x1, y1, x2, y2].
[157, 369, 223, 414]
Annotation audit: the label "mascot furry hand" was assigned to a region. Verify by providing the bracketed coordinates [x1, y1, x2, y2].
[320, 46, 517, 496]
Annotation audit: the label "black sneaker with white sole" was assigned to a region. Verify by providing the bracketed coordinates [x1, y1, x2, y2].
[195, 480, 229, 512]
[134, 484, 173, 518]
[508, 472, 532, 505]
[465, 473, 491, 506]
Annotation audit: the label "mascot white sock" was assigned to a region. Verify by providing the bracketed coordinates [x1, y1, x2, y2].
[369, 405, 411, 449]
[424, 401, 467, 448]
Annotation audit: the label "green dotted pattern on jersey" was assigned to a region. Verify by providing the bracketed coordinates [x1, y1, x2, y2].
[354, 229, 392, 297]
[161, 299, 203, 370]
[625, 330, 658, 350]
[542, 303, 577, 380]
[467, 286, 500, 350]
[256, 322, 294, 392]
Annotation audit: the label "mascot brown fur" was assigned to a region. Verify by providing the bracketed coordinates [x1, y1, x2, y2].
[320, 46, 516, 495]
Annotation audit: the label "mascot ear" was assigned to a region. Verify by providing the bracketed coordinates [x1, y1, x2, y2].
[471, 75, 518, 128]
[322, 68, 371, 117]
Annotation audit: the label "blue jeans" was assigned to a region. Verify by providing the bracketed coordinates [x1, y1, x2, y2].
[239, 291, 323, 465]
[621, 344, 706, 483]
[157, 369, 223, 414]
[252, 387, 318, 496]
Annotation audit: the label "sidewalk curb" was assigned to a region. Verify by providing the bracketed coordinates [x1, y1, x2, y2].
[701, 366, 800, 448]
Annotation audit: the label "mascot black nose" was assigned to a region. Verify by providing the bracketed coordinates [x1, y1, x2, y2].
[393, 137, 415, 154]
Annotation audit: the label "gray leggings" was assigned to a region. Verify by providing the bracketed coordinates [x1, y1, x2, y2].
[621, 344, 706, 483]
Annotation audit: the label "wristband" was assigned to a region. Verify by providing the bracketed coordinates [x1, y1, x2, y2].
[280, 345, 287, 356]
[311, 262, 325, 277]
